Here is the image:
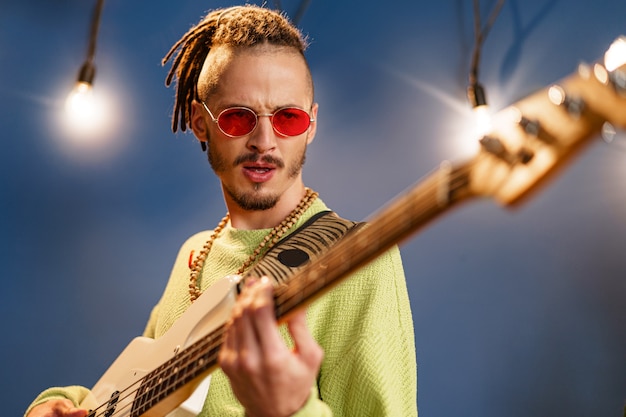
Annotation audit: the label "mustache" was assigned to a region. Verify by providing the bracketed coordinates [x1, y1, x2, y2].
[233, 153, 285, 168]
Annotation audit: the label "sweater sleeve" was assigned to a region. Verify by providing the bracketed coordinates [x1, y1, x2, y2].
[24, 386, 90, 417]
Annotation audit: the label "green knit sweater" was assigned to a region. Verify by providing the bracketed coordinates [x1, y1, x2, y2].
[26, 199, 417, 417]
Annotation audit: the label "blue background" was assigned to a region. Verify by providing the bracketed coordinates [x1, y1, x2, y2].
[1, 1, 625, 416]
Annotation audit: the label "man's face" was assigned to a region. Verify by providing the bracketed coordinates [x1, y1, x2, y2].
[193, 46, 317, 211]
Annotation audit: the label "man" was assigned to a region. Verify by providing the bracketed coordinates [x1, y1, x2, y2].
[25, 5, 417, 417]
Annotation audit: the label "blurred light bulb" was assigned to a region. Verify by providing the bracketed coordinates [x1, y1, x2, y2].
[473, 104, 492, 138]
[604, 36, 626, 72]
[468, 82, 492, 138]
[63, 61, 106, 134]
[64, 80, 105, 134]
[66, 82, 95, 118]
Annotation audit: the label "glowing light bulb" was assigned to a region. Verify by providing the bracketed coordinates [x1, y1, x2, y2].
[604, 36, 626, 72]
[473, 104, 492, 138]
[63, 61, 106, 135]
[64, 80, 106, 135]
[65, 81, 96, 122]
[468, 82, 492, 138]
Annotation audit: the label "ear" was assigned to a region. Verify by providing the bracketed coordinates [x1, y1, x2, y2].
[190, 100, 209, 143]
[306, 102, 319, 145]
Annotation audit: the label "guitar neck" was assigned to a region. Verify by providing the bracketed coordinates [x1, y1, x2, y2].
[272, 160, 476, 320]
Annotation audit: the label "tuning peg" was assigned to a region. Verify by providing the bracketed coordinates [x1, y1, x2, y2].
[585, 37, 626, 96]
[479, 136, 508, 159]
[515, 113, 560, 146]
[518, 115, 540, 137]
[547, 85, 585, 118]
[609, 69, 626, 95]
[602, 122, 618, 144]
[479, 135, 534, 165]
[591, 62, 626, 96]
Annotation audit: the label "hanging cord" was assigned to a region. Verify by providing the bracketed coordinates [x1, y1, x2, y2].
[468, 0, 506, 107]
[86, 0, 105, 63]
[269, 0, 311, 26]
[293, 0, 311, 26]
[77, 0, 105, 84]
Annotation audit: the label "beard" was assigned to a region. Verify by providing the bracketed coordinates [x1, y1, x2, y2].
[207, 141, 307, 211]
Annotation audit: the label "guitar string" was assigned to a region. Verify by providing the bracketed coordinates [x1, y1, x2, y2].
[88, 161, 472, 417]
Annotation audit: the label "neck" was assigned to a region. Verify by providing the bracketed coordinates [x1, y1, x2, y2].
[225, 183, 308, 230]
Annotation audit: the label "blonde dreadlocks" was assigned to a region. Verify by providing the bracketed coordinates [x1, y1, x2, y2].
[162, 5, 309, 134]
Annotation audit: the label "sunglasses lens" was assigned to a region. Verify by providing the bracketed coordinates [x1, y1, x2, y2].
[273, 108, 311, 136]
[215, 107, 312, 137]
[218, 108, 257, 137]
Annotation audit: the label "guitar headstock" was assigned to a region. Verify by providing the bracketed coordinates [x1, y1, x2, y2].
[469, 36, 626, 206]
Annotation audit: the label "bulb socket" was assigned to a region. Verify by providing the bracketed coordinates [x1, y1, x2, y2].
[77, 61, 96, 85]
[467, 83, 487, 108]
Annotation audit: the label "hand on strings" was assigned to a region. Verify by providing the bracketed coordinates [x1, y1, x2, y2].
[219, 276, 324, 417]
[27, 400, 87, 417]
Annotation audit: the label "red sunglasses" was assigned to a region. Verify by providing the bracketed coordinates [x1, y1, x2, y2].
[201, 102, 315, 138]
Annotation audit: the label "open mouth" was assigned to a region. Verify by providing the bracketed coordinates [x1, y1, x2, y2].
[245, 166, 273, 173]
[242, 164, 276, 182]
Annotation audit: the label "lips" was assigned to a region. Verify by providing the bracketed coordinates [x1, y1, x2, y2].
[242, 163, 276, 183]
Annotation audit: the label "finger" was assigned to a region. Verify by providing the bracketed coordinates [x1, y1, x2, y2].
[221, 279, 263, 375]
[219, 295, 242, 369]
[287, 309, 324, 368]
[234, 291, 262, 367]
[248, 276, 285, 355]
[226, 276, 258, 346]
[219, 317, 236, 366]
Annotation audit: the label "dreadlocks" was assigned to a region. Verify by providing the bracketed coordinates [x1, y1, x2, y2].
[163, 5, 309, 133]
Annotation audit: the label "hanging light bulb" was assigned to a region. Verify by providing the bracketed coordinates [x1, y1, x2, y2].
[604, 36, 626, 72]
[468, 82, 492, 138]
[63, 0, 107, 136]
[465, 0, 504, 142]
[65, 60, 99, 129]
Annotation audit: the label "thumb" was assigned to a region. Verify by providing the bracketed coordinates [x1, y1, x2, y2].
[67, 408, 88, 417]
[29, 400, 88, 417]
[59, 400, 88, 417]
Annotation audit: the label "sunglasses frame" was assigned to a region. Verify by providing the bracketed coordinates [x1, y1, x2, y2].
[201, 101, 315, 138]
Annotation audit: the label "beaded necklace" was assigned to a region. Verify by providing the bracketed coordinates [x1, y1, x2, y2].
[188, 187, 318, 302]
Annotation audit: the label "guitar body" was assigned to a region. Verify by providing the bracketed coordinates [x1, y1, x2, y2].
[80, 275, 242, 417]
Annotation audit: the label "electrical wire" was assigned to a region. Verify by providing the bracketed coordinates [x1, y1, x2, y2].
[268, 0, 311, 26]
[86, 0, 105, 63]
[468, 0, 506, 106]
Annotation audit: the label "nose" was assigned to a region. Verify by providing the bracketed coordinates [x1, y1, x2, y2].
[246, 114, 277, 153]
